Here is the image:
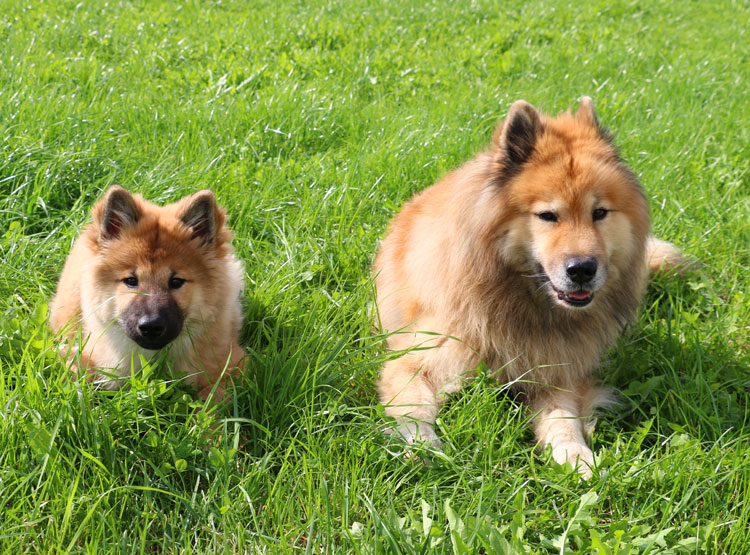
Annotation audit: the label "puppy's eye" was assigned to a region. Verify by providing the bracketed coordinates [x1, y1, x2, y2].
[169, 277, 186, 290]
[123, 277, 138, 288]
[537, 211, 558, 223]
[593, 208, 608, 221]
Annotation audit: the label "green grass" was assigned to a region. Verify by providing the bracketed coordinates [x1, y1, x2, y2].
[1, 0, 748, 552]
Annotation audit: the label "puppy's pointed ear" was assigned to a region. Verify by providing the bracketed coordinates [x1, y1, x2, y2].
[179, 190, 222, 246]
[97, 186, 141, 240]
[493, 100, 543, 174]
[576, 96, 599, 127]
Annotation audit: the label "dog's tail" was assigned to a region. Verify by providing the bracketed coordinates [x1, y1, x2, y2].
[646, 236, 695, 275]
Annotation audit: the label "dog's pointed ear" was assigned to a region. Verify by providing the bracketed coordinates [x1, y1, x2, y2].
[576, 96, 599, 127]
[493, 100, 543, 171]
[97, 186, 141, 240]
[179, 190, 222, 245]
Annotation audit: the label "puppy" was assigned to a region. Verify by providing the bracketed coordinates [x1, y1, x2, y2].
[50, 186, 246, 400]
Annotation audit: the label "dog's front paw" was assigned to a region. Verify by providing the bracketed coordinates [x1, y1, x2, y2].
[551, 441, 595, 478]
[392, 421, 443, 450]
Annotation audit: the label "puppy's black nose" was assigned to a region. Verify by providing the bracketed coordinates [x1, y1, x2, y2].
[137, 315, 166, 338]
[565, 258, 597, 284]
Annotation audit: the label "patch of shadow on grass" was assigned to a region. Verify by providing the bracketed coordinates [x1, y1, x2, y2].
[607, 278, 748, 445]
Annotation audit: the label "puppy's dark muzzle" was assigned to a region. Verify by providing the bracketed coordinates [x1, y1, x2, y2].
[134, 314, 169, 349]
[122, 293, 184, 350]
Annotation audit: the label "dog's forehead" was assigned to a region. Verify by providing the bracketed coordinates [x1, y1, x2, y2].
[512, 149, 630, 210]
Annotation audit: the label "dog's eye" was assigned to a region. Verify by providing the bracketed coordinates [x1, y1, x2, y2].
[169, 277, 186, 290]
[123, 277, 138, 288]
[593, 208, 608, 221]
[537, 211, 558, 223]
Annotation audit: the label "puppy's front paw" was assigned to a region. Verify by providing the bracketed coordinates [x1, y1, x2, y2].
[551, 441, 595, 478]
[392, 421, 443, 450]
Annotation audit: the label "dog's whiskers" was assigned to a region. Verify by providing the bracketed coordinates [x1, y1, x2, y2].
[535, 280, 552, 293]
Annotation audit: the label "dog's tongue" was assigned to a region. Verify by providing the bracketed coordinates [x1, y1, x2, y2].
[567, 291, 591, 300]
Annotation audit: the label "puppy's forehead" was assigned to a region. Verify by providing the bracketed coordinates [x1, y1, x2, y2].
[102, 224, 197, 270]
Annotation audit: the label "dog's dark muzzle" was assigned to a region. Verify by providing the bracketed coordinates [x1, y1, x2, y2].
[565, 257, 598, 286]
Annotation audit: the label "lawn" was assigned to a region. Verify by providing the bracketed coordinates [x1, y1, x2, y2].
[1, 0, 748, 552]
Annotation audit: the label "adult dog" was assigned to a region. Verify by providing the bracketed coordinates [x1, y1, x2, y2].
[375, 97, 685, 476]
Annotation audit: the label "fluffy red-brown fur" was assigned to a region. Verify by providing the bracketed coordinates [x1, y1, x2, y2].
[375, 97, 687, 476]
[50, 186, 246, 400]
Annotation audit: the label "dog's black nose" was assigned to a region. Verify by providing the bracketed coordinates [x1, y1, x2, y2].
[565, 258, 597, 284]
[137, 315, 166, 338]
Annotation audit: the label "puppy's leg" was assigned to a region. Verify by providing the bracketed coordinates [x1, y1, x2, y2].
[196, 341, 246, 402]
[532, 386, 595, 478]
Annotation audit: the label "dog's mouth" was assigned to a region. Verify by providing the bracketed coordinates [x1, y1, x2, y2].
[552, 286, 594, 308]
[533, 266, 595, 308]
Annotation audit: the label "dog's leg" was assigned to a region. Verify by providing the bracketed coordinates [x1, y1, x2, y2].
[379, 353, 443, 446]
[532, 388, 595, 478]
[379, 332, 475, 448]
